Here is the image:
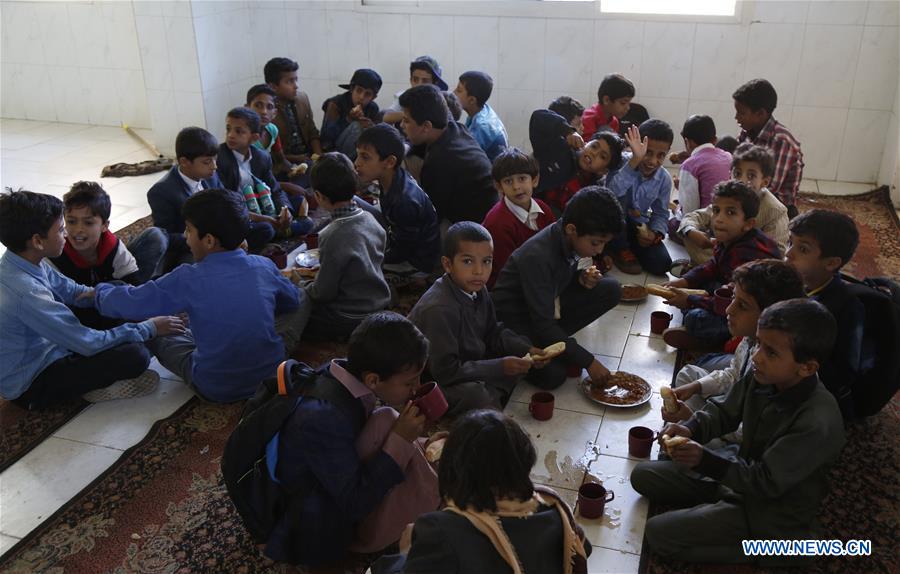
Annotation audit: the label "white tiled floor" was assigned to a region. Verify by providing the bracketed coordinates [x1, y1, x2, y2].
[0, 118, 884, 569]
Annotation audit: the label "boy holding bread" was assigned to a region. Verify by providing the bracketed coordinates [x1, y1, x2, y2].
[632, 298, 845, 565]
[408, 222, 549, 417]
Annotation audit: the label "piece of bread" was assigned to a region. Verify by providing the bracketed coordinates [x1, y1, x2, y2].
[661, 434, 689, 455]
[526, 342, 566, 362]
[425, 438, 446, 463]
[646, 283, 708, 298]
[660, 386, 679, 414]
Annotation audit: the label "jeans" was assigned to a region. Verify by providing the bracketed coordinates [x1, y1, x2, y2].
[607, 220, 673, 275]
[683, 308, 731, 344]
[127, 227, 169, 283]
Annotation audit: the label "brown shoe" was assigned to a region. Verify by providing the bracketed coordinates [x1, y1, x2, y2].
[613, 248, 643, 275]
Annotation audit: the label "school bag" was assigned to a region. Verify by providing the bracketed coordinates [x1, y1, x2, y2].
[221, 359, 366, 544]
[840, 274, 900, 417]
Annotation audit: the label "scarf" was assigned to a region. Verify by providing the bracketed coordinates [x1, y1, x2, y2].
[443, 485, 587, 574]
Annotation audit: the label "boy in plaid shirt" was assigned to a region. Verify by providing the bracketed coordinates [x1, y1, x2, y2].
[733, 79, 803, 219]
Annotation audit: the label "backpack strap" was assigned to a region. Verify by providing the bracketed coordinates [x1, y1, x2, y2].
[304, 374, 368, 433]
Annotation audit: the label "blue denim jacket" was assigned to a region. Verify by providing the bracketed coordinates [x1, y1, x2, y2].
[465, 103, 508, 161]
[0, 251, 155, 399]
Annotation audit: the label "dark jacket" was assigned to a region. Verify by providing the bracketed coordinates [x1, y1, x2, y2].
[492, 221, 594, 369]
[529, 109, 579, 194]
[147, 165, 222, 253]
[215, 144, 291, 214]
[421, 121, 498, 224]
[320, 91, 380, 149]
[381, 168, 440, 272]
[272, 92, 320, 158]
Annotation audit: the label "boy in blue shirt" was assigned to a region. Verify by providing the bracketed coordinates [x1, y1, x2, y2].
[89, 189, 310, 403]
[0, 190, 183, 409]
[454, 71, 508, 161]
[607, 120, 675, 275]
[354, 123, 440, 275]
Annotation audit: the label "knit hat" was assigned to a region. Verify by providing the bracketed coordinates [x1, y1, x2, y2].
[339, 68, 383, 94]
[410, 55, 448, 91]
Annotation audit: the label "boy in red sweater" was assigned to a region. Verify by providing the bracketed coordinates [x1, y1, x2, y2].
[481, 148, 555, 289]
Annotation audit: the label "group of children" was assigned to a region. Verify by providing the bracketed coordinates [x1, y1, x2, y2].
[1, 51, 880, 573]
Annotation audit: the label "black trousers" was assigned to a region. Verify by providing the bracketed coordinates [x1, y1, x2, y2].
[14, 343, 151, 410]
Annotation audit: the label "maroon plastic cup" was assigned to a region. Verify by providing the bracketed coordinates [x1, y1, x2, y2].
[412, 382, 449, 421]
[628, 426, 659, 458]
[529, 392, 555, 421]
[650, 311, 673, 334]
[578, 482, 615, 519]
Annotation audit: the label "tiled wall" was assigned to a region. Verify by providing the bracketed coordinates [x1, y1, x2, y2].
[0, 1, 149, 128]
[2, 0, 898, 186]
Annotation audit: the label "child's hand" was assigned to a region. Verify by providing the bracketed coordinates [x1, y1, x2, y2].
[566, 131, 585, 150]
[392, 401, 426, 443]
[659, 423, 692, 442]
[667, 439, 703, 467]
[239, 239, 249, 253]
[661, 398, 693, 423]
[674, 382, 701, 401]
[663, 287, 690, 309]
[663, 278, 688, 289]
[357, 117, 375, 129]
[525, 347, 550, 369]
[399, 523, 415, 555]
[578, 265, 602, 289]
[625, 124, 648, 168]
[76, 288, 96, 301]
[502, 356, 534, 376]
[587, 359, 611, 386]
[151, 315, 187, 337]
[686, 230, 714, 249]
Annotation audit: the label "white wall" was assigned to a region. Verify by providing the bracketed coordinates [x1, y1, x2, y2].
[2, 0, 898, 187]
[0, 0, 150, 128]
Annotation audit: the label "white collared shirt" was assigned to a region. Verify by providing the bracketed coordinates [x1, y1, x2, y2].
[233, 148, 254, 191]
[177, 169, 204, 195]
[504, 196, 544, 231]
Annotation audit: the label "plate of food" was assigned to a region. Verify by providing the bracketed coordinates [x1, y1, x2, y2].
[621, 283, 648, 303]
[580, 371, 652, 408]
[295, 248, 320, 269]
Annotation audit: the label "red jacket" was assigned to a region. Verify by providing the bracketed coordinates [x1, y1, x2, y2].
[581, 103, 619, 138]
[482, 198, 556, 289]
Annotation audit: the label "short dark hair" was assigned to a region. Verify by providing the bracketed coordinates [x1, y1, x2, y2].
[181, 189, 248, 250]
[64, 181, 111, 221]
[309, 152, 357, 203]
[357, 123, 406, 164]
[246, 83, 277, 104]
[491, 148, 539, 182]
[548, 95, 585, 124]
[0, 189, 63, 253]
[561, 186, 625, 237]
[681, 114, 716, 146]
[716, 135, 739, 154]
[732, 259, 806, 311]
[458, 71, 493, 107]
[732, 142, 775, 178]
[264, 57, 298, 85]
[598, 73, 635, 102]
[175, 127, 218, 161]
[714, 180, 760, 219]
[398, 84, 449, 129]
[592, 129, 625, 171]
[346, 311, 429, 380]
[758, 299, 837, 364]
[439, 410, 536, 512]
[733, 78, 778, 115]
[443, 91, 462, 122]
[227, 107, 261, 135]
[443, 221, 493, 258]
[789, 209, 859, 267]
[638, 118, 674, 145]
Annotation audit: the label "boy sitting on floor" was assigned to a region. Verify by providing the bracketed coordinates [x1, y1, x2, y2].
[354, 123, 440, 275]
[408, 222, 548, 416]
[663, 181, 781, 350]
[264, 312, 440, 570]
[606, 121, 674, 275]
[786, 209, 866, 420]
[265, 57, 322, 180]
[0, 190, 183, 409]
[581, 73, 634, 138]
[147, 126, 222, 271]
[216, 107, 313, 248]
[88, 189, 309, 404]
[481, 148, 555, 289]
[678, 143, 789, 267]
[454, 71, 508, 161]
[493, 187, 624, 390]
[674, 115, 732, 216]
[633, 298, 845, 566]
[664, 259, 805, 420]
[322, 68, 382, 159]
[303, 153, 392, 341]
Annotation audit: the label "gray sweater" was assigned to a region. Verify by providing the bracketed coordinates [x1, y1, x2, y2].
[304, 208, 391, 318]
[408, 275, 532, 386]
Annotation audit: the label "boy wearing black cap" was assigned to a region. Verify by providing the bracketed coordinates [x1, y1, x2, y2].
[455, 71, 508, 161]
[382, 56, 448, 125]
[322, 68, 383, 159]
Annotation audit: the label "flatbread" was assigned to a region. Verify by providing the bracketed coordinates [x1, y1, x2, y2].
[646, 283, 708, 298]
[525, 341, 566, 361]
[661, 434, 689, 455]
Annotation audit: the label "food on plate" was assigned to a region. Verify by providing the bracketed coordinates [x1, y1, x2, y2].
[621, 284, 648, 301]
[588, 372, 650, 406]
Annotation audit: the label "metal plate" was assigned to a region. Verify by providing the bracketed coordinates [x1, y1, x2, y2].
[580, 375, 652, 408]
